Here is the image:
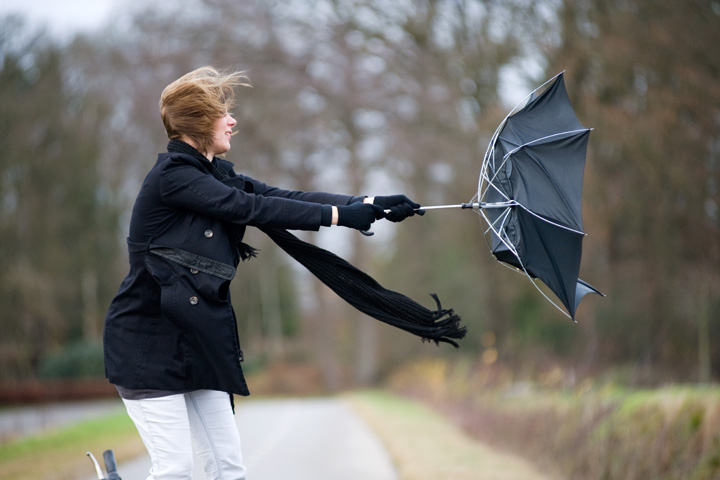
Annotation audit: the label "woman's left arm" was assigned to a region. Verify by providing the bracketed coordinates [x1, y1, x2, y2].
[242, 176, 364, 206]
[229, 173, 421, 223]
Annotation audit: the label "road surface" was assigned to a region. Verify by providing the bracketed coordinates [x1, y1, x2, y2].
[0, 399, 122, 442]
[89, 397, 397, 480]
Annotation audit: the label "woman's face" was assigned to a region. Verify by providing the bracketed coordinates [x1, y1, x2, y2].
[207, 112, 237, 158]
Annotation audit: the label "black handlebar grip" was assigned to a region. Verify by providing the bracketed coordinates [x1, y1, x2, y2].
[103, 449, 122, 480]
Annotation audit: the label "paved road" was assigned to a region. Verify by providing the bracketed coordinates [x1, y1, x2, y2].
[0, 399, 123, 443]
[87, 397, 397, 480]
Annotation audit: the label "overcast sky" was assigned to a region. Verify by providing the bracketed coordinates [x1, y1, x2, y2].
[0, 0, 122, 36]
[0, 0, 532, 107]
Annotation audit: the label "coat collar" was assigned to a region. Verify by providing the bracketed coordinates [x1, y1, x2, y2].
[166, 139, 236, 179]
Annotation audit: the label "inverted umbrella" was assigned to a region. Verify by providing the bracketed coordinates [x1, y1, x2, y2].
[419, 72, 603, 320]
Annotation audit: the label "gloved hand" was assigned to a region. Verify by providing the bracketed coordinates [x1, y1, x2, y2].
[373, 194, 425, 222]
[336, 203, 385, 231]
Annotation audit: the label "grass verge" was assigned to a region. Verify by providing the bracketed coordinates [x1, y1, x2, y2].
[0, 408, 144, 480]
[386, 358, 720, 480]
[345, 390, 555, 480]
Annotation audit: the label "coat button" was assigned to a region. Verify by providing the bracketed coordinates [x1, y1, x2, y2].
[189, 296, 199, 305]
[190, 268, 199, 274]
[204, 229, 214, 238]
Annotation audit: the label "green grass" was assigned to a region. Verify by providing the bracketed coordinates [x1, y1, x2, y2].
[0, 408, 144, 480]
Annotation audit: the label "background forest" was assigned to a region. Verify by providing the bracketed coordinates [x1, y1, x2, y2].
[1, 0, 718, 391]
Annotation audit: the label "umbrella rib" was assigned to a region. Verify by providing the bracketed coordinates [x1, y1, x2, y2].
[484, 180, 512, 203]
[505, 71, 566, 118]
[479, 209, 573, 320]
[479, 130, 506, 199]
[502, 129, 590, 160]
[481, 208, 524, 263]
[527, 276, 573, 319]
[517, 203, 585, 236]
[478, 71, 566, 202]
[483, 155, 512, 198]
[481, 207, 513, 238]
[480, 153, 513, 203]
[481, 132, 581, 205]
[502, 128, 590, 230]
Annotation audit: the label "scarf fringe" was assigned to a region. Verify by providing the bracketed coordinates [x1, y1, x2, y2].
[239, 242, 259, 261]
[422, 293, 465, 347]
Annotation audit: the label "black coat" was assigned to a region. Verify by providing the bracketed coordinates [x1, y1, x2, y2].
[103, 145, 357, 396]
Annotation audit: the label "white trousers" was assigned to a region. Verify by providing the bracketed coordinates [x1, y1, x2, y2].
[122, 390, 246, 480]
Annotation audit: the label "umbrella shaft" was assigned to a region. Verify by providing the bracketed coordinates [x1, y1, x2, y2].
[417, 203, 476, 211]
[414, 201, 514, 212]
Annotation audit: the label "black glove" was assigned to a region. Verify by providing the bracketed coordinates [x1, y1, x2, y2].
[373, 194, 424, 222]
[336, 203, 385, 231]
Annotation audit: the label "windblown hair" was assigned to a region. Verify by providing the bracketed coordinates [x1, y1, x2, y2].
[160, 67, 250, 155]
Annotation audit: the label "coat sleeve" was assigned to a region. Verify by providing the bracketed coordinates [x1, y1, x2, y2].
[243, 176, 363, 206]
[158, 156, 328, 230]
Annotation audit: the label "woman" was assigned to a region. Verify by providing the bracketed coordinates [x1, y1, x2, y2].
[103, 66, 421, 480]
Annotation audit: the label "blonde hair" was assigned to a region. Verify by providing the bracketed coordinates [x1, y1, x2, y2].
[160, 67, 250, 155]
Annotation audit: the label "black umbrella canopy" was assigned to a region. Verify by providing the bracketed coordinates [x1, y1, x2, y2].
[480, 73, 603, 319]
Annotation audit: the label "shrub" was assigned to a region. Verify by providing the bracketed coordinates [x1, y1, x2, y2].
[388, 359, 720, 480]
[38, 341, 105, 379]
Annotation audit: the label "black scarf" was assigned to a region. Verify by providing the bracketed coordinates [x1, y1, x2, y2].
[168, 139, 466, 347]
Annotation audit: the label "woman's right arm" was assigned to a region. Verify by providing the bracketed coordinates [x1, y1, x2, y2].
[159, 158, 328, 230]
[158, 157, 381, 231]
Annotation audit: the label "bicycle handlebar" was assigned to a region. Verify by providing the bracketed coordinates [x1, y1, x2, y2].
[103, 449, 121, 480]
